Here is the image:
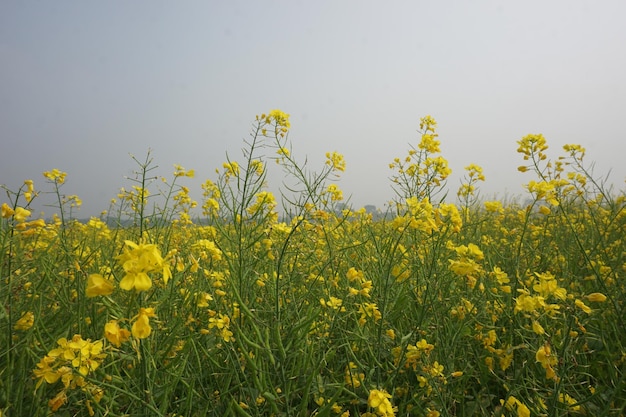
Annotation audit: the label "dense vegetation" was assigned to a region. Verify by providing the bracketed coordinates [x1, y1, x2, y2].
[2, 111, 624, 416]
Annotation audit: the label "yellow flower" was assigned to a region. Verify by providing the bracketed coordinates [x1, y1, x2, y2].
[368, 389, 395, 417]
[119, 271, 152, 292]
[13, 207, 31, 222]
[532, 271, 567, 300]
[517, 133, 548, 158]
[320, 296, 344, 310]
[23, 179, 35, 202]
[86, 274, 115, 297]
[416, 338, 435, 353]
[14, 311, 35, 330]
[43, 168, 67, 184]
[344, 362, 364, 388]
[538, 205, 551, 215]
[536, 342, 558, 380]
[222, 161, 240, 177]
[1, 203, 14, 218]
[48, 389, 68, 412]
[419, 115, 437, 132]
[558, 393, 581, 412]
[563, 143, 586, 156]
[514, 291, 545, 314]
[586, 292, 607, 302]
[575, 299, 592, 314]
[484, 200, 503, 213]
[104, 320, 131, 347]
[517, 402, 531, 417]
[326, 184, 344, 202]
[116, 240, 167, 292]
[33, 355, 60, 387]
[418, 133, 441, 153]
[532, 320, 545, 335]
[325, 151, 346, 172]
[277, 147, 290, 158]
[502, 396, 530, 417]
[132, 308, 157, 339]
[429, 361, 445, 377]
[267, 109, 291, 130]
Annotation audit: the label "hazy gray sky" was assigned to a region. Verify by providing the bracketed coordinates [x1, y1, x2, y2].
[2, 1, 625, 217]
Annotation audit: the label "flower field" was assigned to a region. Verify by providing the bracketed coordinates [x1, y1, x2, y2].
[1, 111, 625, 416]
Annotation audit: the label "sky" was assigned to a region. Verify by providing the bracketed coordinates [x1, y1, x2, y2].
[2, 0, 625, 217]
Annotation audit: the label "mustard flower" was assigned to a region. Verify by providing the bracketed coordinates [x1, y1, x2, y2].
[484, 200, 503, 214]
[33, 356, 60, 387]
[563, 143, 586, 157]
[558, 393, 581, 412]
[325, 151, 346, 172]
[428, 361, 445, 377]
[436, 203, 462, 232]
[501, 396, 531, 417]
[514, 290, 546, 314]
[116, 240, 168, 291]
[326, 184, 344, 202]
[23, 179, 35, 202]
[464, 164, 485, 181]
[586, 292, 607, 302]
[222, 161, 240, 178]
[13, 207, 31, 222]
[320, 296, 344, 310]
[119, 270, 152, 292]
[86, 273, 115, 297]
[419, 115, 437, 132]
[132, 308, 157, 339]
[517, 133, 548, 160]
[1, 202, 14, 218]
[492, 266, 510, 285]
[345, 362, 364, 388]
[250, 159, 264, 176]
[532, 271, 567, 300]
[173, 164, 195, 177]
[208, 313, 234, 342]
[38, 334, 107, 383]
[48, 390, 68, 412]
[43, 168, 67, 184]
[526, 180, 560, 206]
[267, 109, 291, 129]
[536, 342, 558, 380]
[416, 338, 435, 353]
[532, 320, 546, 335]
[423, 156, 452, 183]
[246, 191, 277, 217]
[104, 320, 131, 347]
[14, 311, 35, 330]
[277, 147, 290, 158]
[575, 299, 592, 314]
[418, 133, 441, 153]
[368, 389, 395, 417]
[358, 302, 381, 325]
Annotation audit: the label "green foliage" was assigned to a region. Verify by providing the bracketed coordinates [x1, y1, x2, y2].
[1, 113, 625, 416]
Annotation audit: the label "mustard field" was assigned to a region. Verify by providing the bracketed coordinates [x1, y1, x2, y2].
[2, 111, 625, 416]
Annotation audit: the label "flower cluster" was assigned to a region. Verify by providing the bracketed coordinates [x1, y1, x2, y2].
[116, 240, 171, 291]
[367, 389, 396, 417]
[33, 335, 106, 412]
